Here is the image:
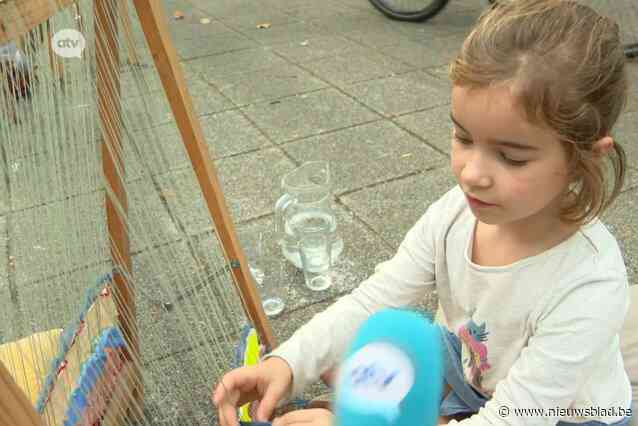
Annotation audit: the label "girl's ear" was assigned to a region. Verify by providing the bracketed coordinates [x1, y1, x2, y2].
[593, 136, 614, 157]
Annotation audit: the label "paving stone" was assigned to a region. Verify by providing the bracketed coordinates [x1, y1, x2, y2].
[301, 46, 415, 87]
[125, 122, 189, 180]
[422, 2, 484, 36]
[625, 62, 638, 113]
[156, 149, 296, 235]
[128, 178, 182, 252]
[308, 9, 390, 36]
[166, 10, 231, 42]
[394, 103, 453, 154]
[0, 176, 6, 216]
[212, 62, 329, 105]
[123, 93, 178, 131]
[614, 110, 638, 166]
[378, 31, 466, 69]
[14, 263, 113, 338]
[133, 238, 247, 363]
[176, 31, 259, 61]
[270, 35, 364, 64]
[340, 167, 458, 247]
[185, 47, 289, 82]
[199, 110, 273, 158]
[343, 26, 423, 50]
[282, 120, 447, 195]
[242, 88, 380, 143]
[187, 76, 236, 116]
[122, 81, 233, 157]
[10, 191, 109, 287]
[0, 217, 6, 288]
[624, 167, 638, 193]
[424, 64, 453, 81]
[343, 70, 451, 117]
[0, 272, 19, 344]
[219, 9, 300, 31]
[186, 0, 252, 15]
[602, 188, 638, 284]
[120, 64, 165, 95]
[143, 344, 223, 425]
[283, 3, 353, 20]
[6, 142, 100, 211]
[239, 20, 330, 45]
[335, 0, 380, 12]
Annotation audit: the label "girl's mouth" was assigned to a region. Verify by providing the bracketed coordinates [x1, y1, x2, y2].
[466, 195, 496, 209]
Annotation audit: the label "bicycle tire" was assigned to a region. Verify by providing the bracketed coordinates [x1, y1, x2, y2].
[367, 0, 450, 22]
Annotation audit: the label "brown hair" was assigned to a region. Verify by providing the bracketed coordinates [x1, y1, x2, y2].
[449, 0, 628, 226]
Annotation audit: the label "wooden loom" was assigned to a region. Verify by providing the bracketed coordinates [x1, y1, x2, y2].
[0, 0, 275, 424]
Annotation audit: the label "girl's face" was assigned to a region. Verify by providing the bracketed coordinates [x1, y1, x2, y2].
[450, 84, 572, 228]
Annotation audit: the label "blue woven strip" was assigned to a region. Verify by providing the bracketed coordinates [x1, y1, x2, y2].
[63, 327, 127, 426]
[35, 269, 120, 413]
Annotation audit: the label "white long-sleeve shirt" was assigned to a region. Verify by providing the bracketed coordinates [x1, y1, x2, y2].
[269, 185, 632, 425]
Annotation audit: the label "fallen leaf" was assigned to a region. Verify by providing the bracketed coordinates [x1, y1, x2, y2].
[256, 22, 272, 29]
[160, 190, 177, 200]
[200, 17, 211, 24]
[173, 10, 185, 20]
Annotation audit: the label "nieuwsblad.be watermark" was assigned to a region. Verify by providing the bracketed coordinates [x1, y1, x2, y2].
[51, 29, 86, 59]
[499, 404, 633, 419]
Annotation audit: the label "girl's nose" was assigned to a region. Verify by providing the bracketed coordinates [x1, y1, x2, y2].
[461, 153, 492, 188]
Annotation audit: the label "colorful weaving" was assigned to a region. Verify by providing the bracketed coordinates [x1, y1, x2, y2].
[34, 273, 131, 426]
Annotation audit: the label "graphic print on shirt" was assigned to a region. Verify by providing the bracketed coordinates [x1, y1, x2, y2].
[458, 318, 491, 390]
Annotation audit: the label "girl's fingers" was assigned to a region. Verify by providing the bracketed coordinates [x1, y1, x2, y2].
[213, 367, 262, 406]
[218, 397, 240, 426]
[255, 382, 288, 422]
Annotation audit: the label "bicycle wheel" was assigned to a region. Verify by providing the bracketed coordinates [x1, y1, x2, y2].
[367, 0, 450, 22]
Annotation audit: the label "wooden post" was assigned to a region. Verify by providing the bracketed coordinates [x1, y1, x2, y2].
[131, 0, 276, 349]
[0, 361, 43, 426]
[95, 0, 143, 419]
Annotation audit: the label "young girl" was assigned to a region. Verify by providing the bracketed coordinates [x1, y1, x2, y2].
[213, 0, 634, 424]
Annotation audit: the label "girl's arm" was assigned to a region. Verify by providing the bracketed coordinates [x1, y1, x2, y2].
[266, 198, 442, 399]
[448, 271, 630, 426]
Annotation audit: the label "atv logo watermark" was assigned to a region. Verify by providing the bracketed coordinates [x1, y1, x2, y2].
[51, 29, 86, 58]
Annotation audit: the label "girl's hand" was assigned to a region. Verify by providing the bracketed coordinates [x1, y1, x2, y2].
[212, 357, 293, 426]
[272, 408, 334, 426]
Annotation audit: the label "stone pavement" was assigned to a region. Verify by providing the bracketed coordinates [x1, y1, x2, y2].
[160, 0, 638, 340]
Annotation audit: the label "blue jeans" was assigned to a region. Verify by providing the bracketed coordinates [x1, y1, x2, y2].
[439, 327, 633, 425]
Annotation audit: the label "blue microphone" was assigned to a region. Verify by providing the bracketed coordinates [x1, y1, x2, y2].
[334, 308, 444, 426]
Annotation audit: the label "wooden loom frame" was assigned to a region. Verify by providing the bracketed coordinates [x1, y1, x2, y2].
[0, 0, 276, 424]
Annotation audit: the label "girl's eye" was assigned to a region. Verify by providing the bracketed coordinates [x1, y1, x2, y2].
[453, 135, 473, 145]
[453, 134, 529, 166]
[500, 153, 528, 167]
